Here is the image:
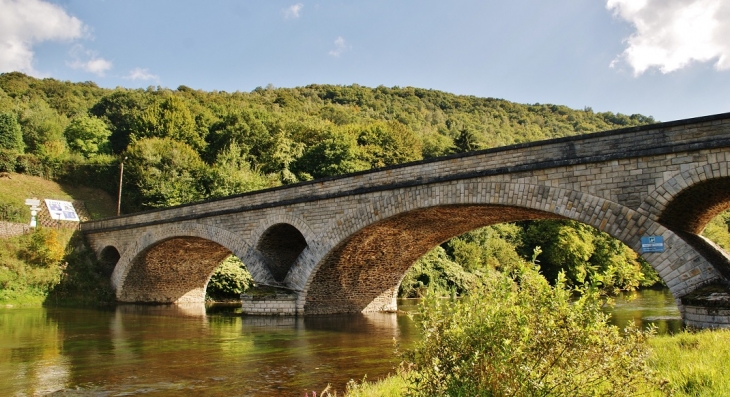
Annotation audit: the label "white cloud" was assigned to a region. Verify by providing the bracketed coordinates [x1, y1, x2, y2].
[607, 0, 730, 75]
[284, 3, 304, 19]
[329, 36, 350, 57]
[0, 0, 85, 75]
[124, 67, 159, 81]
[67, 45, 112, 76]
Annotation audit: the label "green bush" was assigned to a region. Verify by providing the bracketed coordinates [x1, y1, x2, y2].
[206, 255, 253, 300]
[45, 231, 116, 306]
[21, 227, 65, 267]
[401, 261, 659, 396]
[15, 153, 45, 176]
[0, 149, 17, 172]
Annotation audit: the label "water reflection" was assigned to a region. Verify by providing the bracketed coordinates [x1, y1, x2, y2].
[0, 289, 682, 396]
[606, 289, 684, 334]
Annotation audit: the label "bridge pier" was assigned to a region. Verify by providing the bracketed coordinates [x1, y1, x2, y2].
[677, 284, 730, 328]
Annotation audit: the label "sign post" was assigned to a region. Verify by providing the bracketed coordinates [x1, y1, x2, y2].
[24, 198, 41, 228]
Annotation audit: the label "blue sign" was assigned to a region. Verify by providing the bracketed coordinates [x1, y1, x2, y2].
[641, 236, 664, 253]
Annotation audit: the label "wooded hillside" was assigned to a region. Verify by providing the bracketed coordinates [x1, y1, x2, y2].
[0, 72, 655, 212]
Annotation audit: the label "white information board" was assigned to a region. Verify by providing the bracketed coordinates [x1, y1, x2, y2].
[44, 199, 80, 222]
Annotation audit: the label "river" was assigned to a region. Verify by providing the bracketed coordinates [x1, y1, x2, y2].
[0, 289, 681, 396]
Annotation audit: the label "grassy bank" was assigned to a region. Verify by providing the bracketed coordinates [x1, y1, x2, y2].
[0, 173, 116, 307]
[337, 329, 730, 397]
[650, 329, 730, 396]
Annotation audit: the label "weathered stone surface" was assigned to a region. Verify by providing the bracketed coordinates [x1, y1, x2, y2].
[82, 112, 730, 327]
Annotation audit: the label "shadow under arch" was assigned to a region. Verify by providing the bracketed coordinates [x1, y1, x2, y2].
[98, 245, 121, 278]
[119, 236, 231, 303]
[657, 177, 730, 234]
[256, 223, 308, 282]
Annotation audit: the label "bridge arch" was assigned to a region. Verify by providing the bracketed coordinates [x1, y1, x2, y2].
[98, 245, 121, 278]
[249, 214, 316, 284]
[297, 182, 723, 314]
[639, 161, 730, 234]
[638, 161, 730, 281]
[113, 223, 276, 303]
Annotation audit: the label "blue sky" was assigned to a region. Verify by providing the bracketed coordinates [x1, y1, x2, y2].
[1, 0, 729, 122]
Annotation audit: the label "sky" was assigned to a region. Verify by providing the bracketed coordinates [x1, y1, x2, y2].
[1, 0, 729, 122]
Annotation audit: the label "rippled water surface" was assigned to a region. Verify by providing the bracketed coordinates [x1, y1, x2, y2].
[0, 290, 681, 396]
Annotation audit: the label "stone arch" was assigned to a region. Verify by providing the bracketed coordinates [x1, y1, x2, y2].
[297, 181, 723, 314]
[98, 245, 121, 278]
[639, 160, 730, 233]
[249, 214, 317, 287]
[113, 222, 276, 302]
[638, 161, 730, 281]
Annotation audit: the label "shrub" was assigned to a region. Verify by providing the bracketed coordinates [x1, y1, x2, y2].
[401, 261, 659, 396]
[21, 228, 65, 267]
[15, 153, 45, 176]
[206, 255, 253, 300]
[0, 149, 17, 172]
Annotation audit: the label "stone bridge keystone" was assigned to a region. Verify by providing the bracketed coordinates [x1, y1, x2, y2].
[82, 112, 730, 328]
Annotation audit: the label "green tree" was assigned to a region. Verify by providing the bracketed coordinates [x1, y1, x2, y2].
[135, 94, 205, 151]
[64, 115, 111, 158]
[203, 141, 272, 198]
[90, 90, 149, 153]
[447, 224, 523, 272]
[520, 220, 656, 290]
[291, 130, 369, 179]
[0, 112, 24, 152]
[399, 246, 483, 298]
[20, 99, 67, 158]
[124, 137, 206, 209]
[356, 121, 422, 168]
[452, 128, 484, 153]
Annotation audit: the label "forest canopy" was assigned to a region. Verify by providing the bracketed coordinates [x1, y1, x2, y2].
[0, 71, 656, 213]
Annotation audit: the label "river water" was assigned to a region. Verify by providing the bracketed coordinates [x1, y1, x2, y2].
[0, 289, 681, 396]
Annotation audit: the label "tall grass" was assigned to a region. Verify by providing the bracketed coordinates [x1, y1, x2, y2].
[648, 329, 730, 396]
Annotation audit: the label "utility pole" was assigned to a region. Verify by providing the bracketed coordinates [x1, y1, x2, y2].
[117, 157, 127, 216]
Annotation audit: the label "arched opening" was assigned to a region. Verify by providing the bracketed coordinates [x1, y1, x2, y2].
[99, 246, 121, 277]
[256, 223, 308, 282]
[658, 177, 730, 234]
[304, 205, 562, 314]
[658, 177, 730, 281]
[119, 237, 232, 303]
[304, 203, 682, 317]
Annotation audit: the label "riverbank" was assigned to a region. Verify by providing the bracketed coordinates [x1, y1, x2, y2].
[0, 173, 117, 307]
[342, 328, 730, 397]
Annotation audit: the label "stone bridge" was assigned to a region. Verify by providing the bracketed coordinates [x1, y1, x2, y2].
[81, 113, 730, 328]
